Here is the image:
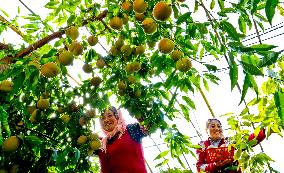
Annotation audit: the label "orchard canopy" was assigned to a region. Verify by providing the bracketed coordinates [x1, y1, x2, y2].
[0, 0, 284, 172]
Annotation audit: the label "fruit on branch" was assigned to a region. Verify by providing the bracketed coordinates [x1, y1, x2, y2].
[109, 16, 123, 30]
[77, 135, 87, 145]
[170, 50, 183, 61]
[27, 106, 37, 115]
[2, 136, 20, 152]
[86, 109, 96, 118]
[69, 42, 83, 56]
[57, 47, 66, 54]
[65, 26, 79, 40]
[59, 51, 74, 66]
[30, 109, 45, 122]
[176, 58, 192, 72]
[133, 0, 148, 13]
[0, 80, 13, 92]
[61, 114, 70, 123]
[135, 13, 145, 21]
[120, 45, 132, 57]
[90, 140, 101, 150]
[135, 45, 145, 55]
[132, 61, 142, 72]
[109, 46, 120, 56]
[127, 75, 136, 84]
[37, 97, 50, 109]
[142, 18, 157, 34]
[79, 117, 87, 126]
[158, 38, 175, 54]
[89, 133, 100, 141]
[90, 76, 102, 86]
[40, 62, 60, 78]
[115, 38, 124, 49]
[126, 63, 134, 73]
[153, 1, 172, 21]
[87, 35, 98, 46]
[82, 63, 93, 73]
[121, 1, 132, 12]
[135, 90, 142, 98]
[96, 59, 106, 69]
[118, 81, 127, 90]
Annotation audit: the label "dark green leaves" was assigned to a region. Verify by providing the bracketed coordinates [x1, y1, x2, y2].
[257, 51, 280, 67]
[274, 90, 284, 127]
[240, 61, 263, 75]
[265, 0, 279, 25]
[176, 12, 192, 25]
[221, 21, 242, 42]
[229, 52, 238, 90]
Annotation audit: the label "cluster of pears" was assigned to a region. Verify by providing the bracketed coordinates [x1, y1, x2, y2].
[29, 96, 50, 123]
[77, 133, 101, 155]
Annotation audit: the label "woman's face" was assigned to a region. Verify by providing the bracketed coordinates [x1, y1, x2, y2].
[100, 109, 118, 132]
[207, 120, 223, 141]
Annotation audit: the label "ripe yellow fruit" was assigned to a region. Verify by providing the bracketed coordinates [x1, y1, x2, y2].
[125, 63, 134, 73]
[88, 149, 94, 156]
[96, 59, 106, 69]
[170, 50, 183, 61]
[135, 45, 145, 55]
[135, 12, 145, 21]
[153, 1, 172, 21]
[118, 81, 127, 90]
[10, 165, 19, 173]
[90, 76, 102, 86]
[69, 42, 83, 56]
[2, 136, 20, 152]
[82, 63, 93, 73]
[109, 17, 123, 30]
[121, 1, 132, 11]
[37, 97, 50, 109]
[61, 114, 70, 123]
[86, 109, 96, 118]
[87, 35, 98, 46]
[132, 61, 141, 72]
[176, 58, 192, 72]
[158, 38, 175, 54]
[121, 45, 132, 56]
[40, 62, 60, 78]
[0, 80, 13, 92]
[31, 109, 44, 121]
[127, 75, 136, 84]
[57, 47, 66, 54]
[142, 18, 157, 34]
[90, 140, 101, 150]
[59, 51, 74, 66]
[135, 90, 142, 98]
[109, 46, 120, 56]
[133, 0, 148, 13]
[77, 135, 87, 145]
[65, 26, 79, 40]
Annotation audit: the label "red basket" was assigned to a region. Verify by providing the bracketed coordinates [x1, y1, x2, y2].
[206, 147, 234, 163]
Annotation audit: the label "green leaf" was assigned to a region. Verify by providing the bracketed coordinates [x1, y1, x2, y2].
[0, 105, 11, 136]
[229, 52, 238, 90]
[179, 104, 190, 121]
[265, 0, 279, 24]
[238, 15, 246, 34]
[210, 0, 215, 9]
[274, 91, 284, 127]
[240, 61, 263, 76]
[203, 78, 209, 91]
[204, 64, 218, 72]
[252, 0, 261, 13]
[182, 96, 196, 109]
[176, 12, 191, 25]
[154, 150, 169, 160]
[239, 73, 250, 105]
[248, 74, 259, 97]
[24, 136, 43, 146]
[257, 52, 280, 67]
[221, 21, 241, 42]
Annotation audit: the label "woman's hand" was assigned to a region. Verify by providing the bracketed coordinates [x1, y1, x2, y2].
[215, 158, 233, 167]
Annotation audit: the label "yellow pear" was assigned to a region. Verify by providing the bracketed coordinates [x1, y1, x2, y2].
[158, 38, 175, 54]
[153, 1, 172, 21]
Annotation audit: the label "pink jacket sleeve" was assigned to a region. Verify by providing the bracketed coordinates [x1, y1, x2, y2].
[196, 142, 217, 172]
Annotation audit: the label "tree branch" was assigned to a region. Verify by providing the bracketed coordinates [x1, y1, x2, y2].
[0, 15, 25, 39]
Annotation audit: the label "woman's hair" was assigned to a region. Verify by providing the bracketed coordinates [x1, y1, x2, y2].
[206, 118, 222, 128]
[101, 106, 119, 119]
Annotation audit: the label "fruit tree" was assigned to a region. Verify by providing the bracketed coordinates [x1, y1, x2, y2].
[0, 0, 284, 172]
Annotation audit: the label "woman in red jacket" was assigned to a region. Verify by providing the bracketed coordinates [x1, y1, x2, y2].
[97, 106, 148, 173]
[196, 118, 266, 173]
